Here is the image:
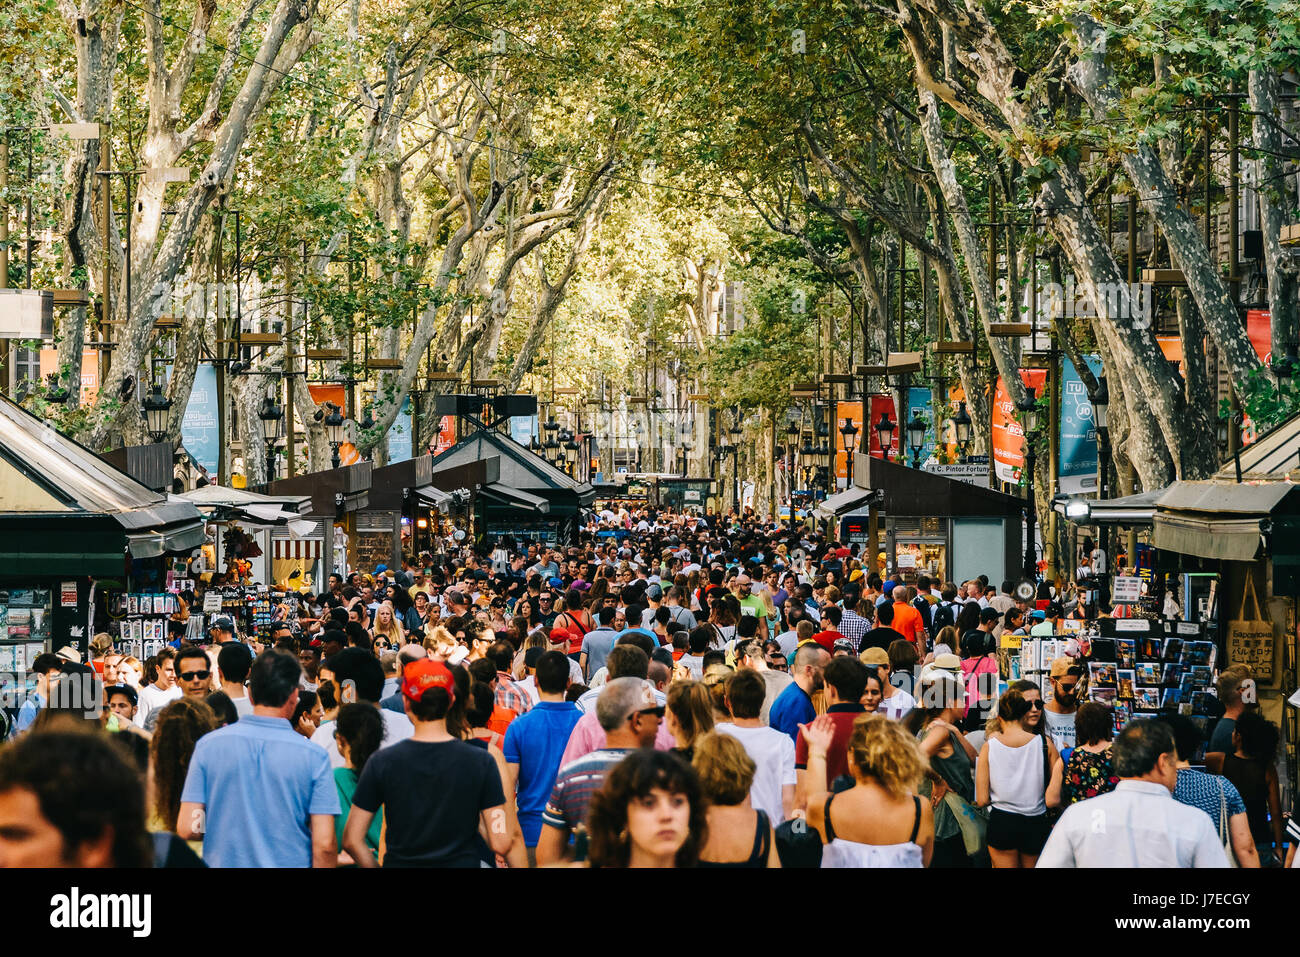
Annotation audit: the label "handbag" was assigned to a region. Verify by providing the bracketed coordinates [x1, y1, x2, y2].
[1218, 780, 1238, 868]
[942, 790, 988, 857]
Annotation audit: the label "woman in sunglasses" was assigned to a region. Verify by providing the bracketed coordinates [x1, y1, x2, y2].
[975, 682, 1062, 869]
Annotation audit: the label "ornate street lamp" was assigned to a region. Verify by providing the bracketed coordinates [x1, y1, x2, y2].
[952, 401, 972, 461]
[142, 384, 173, 445]
[258, 394, 284, 482]
[324, 402, 345, 469]
[840, 417, 860, 487]
[875, 411, 895, 462]
[906, 412, 927, 469]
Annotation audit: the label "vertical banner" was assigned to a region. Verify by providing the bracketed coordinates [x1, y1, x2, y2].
[509, 414, 537, 447]
[434, 415, 457, 454]
[833, 400, 863, 484]
[386, 397, 413, 464]
[1058, 354, 1102, 495]
[906, 387, 935, 465]
[992, 370, 1047, 484]
[1242, 310, 1272, 447]
[866, 394, 900, 460]
[307, 384, 361, 465]
[181, 363, 220, 476]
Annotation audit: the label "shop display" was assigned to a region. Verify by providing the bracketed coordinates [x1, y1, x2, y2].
[110, 591, 181, 660]
[0, 588, 52, 665]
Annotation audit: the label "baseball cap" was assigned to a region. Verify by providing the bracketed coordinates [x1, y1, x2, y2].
[860, 646, 890, 666]
[105, 683, 138, 707]
[55, 645, 82, 664]
[210, 617, 235, 633]
[402, 659, 456, 703]
[979, 607, 1001, 624]
[1050, 656, 1084, 679]
[646, 583, 663, 601]
[832, 638, 855, 655]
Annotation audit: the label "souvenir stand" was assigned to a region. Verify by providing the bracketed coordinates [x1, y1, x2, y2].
[0, 395, 204, 710]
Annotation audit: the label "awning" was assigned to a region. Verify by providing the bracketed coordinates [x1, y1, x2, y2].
[480, 482, 550, 514]
[815, 486, 876, 519]
[273, 538, 323, 560]
[1152, 481, 1296, 561]
[126, 521, 207, 559]
[418, 486, 454, 507]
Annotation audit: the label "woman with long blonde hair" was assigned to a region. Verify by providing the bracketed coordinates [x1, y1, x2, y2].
[372, 601, 405, 648]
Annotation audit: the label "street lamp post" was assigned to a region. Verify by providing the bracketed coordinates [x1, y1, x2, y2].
[142, 384, 173, 445]
[1218, 413, 1243, 484]
[728, 420, 743, 512]
[906, 412, 927, 469]
[258, 393, 284, 483]
[840, 417, 860, 487]
[785, 422, 799, 527]
[1017, 396, 1040, 580]
[952, 401, 972, 462]
[1093, 376, 1110, 569]
[324, 402, 345, 470]
[875, 411, 895, 463]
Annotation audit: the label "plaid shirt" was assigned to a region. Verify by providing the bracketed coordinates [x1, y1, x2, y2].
[496, 672, 533, 715]
[839, 609, 870, 652]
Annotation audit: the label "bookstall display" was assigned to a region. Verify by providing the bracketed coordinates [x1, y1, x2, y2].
[0, 589, 53, 706]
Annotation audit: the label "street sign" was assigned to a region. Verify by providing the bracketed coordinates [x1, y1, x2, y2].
[924, 462, 990, 488]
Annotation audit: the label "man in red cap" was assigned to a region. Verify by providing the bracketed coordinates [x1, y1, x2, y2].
[343, 659, 514, 867]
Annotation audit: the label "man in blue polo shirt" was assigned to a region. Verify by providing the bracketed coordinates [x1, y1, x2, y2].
[503, 650, 582, 865]
[768, 643, 830, 743]
[178, 647, 339, 867]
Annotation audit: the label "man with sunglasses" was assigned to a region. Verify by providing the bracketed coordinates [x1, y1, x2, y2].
[1044, 656, 1083, 753]
[175, 646, 215, 700]
[536, 590, 558, 629]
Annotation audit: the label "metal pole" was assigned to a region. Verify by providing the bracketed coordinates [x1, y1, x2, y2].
[100, 128, 112, 383]
[215, 213, 228, 485]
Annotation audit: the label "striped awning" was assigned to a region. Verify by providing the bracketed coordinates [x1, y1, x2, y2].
[273, 538, 322, 560]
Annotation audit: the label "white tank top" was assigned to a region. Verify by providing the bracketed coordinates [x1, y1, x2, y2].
[987, 736, 1047, 816]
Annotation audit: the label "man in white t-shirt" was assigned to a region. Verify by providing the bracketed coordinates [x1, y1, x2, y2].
[715, 669, 796, 822]
[135, 647, 183, 731]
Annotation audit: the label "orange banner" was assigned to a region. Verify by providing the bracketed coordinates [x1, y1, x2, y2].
[834, 400, 863, 480]
[992, 370, 1047, 484]
[39, 350, 99, 405]
[307, 384, 360, 466]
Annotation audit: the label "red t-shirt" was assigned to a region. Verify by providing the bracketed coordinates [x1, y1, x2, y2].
[795, 704, 867, 786]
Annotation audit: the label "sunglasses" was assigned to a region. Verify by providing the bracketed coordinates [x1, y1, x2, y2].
[1025, 699, 1045, 710]
[179, 670, 211, 682]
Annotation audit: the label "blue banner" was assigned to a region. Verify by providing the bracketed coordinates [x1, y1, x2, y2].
[509, 414, 537, 447]
[1059, 355, 1102, 495]
[181, 364, 219, 477]
[907, 387, 935, 464]
[386, 397, 413, 463]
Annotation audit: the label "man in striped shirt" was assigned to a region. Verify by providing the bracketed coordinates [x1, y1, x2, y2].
[837, 597, 871, 653]
[535, 678, 661, 866]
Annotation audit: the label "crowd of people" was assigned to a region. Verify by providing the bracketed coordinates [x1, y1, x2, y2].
[0, 504, 1290, 869]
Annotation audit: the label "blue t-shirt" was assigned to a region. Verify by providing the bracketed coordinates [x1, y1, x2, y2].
[181, 714, 339, 867]
[769, 682, 815, 744]
[503, 700, 584, 845]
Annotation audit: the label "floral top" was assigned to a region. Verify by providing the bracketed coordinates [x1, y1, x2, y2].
[1063, 745, 1120, 805]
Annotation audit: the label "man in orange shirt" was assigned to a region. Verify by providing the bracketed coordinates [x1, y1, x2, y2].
[890, 585, 927, 655]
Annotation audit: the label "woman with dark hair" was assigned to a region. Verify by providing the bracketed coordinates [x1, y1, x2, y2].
[204, 691, 240, 728]
[1223, 711, 1284, 866]
[909, 671, 981, 867]
[1062, 702, 1119, 805]
[333, 703, 384, 866]
[587, 750, 707, 868]
[148, 697, 218, 856]
[553, 588, 595, 659]
[959, 629, 998, 733]
[290, 689, 323, 739]
[976, 687, 1062, 868]
[513, 597, 538, 630]
[887, 639, 919, 695]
